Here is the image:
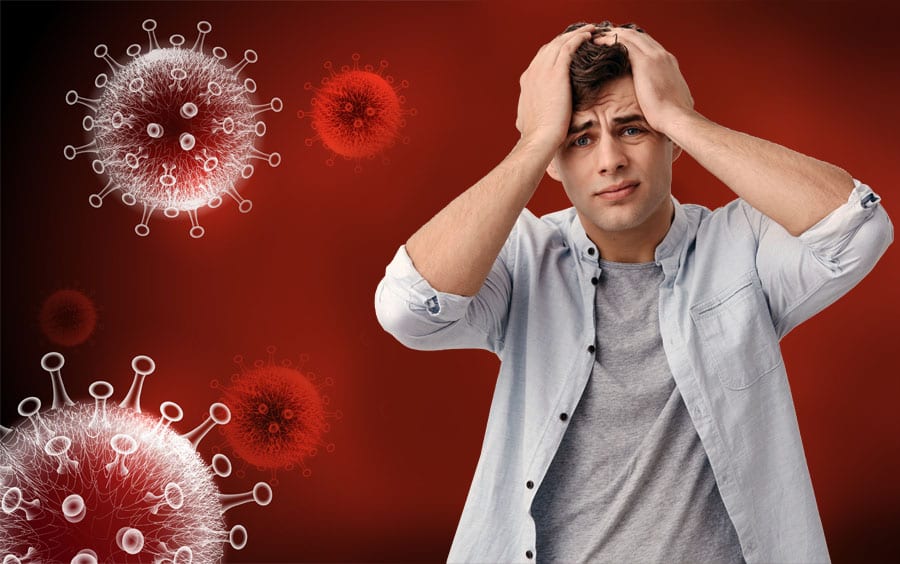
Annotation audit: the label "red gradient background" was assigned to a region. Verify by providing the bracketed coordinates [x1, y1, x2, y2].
[2, 2, 898, 562]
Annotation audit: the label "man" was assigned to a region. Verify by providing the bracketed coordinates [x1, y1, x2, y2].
[374, 21, 892, 563]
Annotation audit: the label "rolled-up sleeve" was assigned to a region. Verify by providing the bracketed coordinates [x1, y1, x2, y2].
[747, 179, 893, 339]
[374, 242, 513, 354]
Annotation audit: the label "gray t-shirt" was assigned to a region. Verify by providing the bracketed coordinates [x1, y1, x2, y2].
[530, 258, 745, 563]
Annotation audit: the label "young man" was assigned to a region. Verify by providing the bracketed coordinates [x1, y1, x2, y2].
[374, 22, 892, 563]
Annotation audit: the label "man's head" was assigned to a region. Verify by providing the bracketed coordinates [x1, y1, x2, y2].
[548, 22, 681, 246]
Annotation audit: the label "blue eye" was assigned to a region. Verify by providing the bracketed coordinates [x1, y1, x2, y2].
[622, 126, 643, 136]
[573, 136, 591, 147]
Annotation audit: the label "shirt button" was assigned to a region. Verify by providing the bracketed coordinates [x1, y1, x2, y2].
[526, 550, 534, 559]
[590, 276, 599, 285]
[587, 345, 595, 354]
[587, 247, 596, 255]
[559, 413, 568, 421]
[526, 480, 534, 489]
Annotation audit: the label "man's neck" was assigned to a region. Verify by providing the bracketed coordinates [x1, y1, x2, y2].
[581, 198, 675, 263]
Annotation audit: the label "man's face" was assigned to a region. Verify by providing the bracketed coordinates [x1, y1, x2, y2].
[548, 75, 680, 238]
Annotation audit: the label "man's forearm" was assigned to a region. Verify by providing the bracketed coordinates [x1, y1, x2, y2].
[664, 109, 854, 237]
[405, 139, 553, 296]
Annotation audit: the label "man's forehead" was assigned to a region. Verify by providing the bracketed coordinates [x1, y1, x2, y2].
[571, 84, 642, 127]
[570, 101, 644, 130]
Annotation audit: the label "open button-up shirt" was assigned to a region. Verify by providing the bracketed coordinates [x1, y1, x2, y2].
[374, 180, 892, 563]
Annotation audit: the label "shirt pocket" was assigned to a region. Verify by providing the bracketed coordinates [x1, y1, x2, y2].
[690, 271, 783, 390]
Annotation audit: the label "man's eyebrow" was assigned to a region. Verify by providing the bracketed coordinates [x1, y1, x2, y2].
[566, 114, 647, 136]
[567, 120, 594, 136]
[612, 113, 646, 125]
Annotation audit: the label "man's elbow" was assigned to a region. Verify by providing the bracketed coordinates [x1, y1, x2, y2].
[832, 205, 893, 277]
[860, 206, 894, 266]
[373, 279, 440, 351]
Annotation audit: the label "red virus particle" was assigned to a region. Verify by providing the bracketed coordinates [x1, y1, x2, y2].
[213, 347, 342, 482]
[38, 290, 98, 347]
[1, 352, 272, 563]
[297, 53, 416, 172]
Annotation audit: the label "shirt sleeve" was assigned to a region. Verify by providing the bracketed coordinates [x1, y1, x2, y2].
[373, 235, 515, 355]
[743, 179, 893, 339]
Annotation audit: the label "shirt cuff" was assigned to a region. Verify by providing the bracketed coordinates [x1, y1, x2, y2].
[798, 179, 883, 257]
[383, 245, 476, 322]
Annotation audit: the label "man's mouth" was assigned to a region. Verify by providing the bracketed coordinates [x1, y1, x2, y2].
[594, 181, 639, 200]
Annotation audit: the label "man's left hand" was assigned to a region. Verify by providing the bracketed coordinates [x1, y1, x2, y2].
[593, 24, 695, 135]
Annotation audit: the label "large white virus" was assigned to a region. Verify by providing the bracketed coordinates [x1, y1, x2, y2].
[0, 352, 272, 563]
[64, 19, 283, 238]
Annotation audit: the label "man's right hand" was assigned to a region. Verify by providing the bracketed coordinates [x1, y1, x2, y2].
[515, 23, 598, 153]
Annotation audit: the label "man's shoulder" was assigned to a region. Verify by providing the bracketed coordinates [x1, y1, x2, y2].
[689, 197, 760, 237]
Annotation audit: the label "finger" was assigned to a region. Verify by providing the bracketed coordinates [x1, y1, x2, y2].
[592, 31, 651, 59]
[550, 23, 599, 50]
[618, 22, 646, 34]
[554, 26, 597, 66]
[595, 25, 660, 53]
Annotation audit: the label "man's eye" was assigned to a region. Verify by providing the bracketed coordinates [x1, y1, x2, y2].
[573, 136, 591, 147]
[622, 126, 643, 136]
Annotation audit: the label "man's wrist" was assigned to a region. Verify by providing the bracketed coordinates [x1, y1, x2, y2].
[514, 135, 560, 164]
[658, 108, 707, 147]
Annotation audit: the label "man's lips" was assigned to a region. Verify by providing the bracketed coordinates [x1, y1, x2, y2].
[594, 181, 639, 200]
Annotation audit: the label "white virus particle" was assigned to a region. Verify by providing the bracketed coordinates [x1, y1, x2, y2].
[64, 19, 283, 238]
[0, 352, 272, 563]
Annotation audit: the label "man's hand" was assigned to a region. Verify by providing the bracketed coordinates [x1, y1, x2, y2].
[593, 25, 695, 135]
[515, 24, 598, 152]
[592, 25, 854, 237]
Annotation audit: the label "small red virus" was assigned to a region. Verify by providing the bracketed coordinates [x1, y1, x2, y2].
[39, 290, 98, 347]
[298, 53, 416, 172]
[213, 347, 341, 482]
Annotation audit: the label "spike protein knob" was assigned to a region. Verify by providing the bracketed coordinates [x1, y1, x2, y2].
[0, 352, 271, 563]
[64, 18, 282, 238]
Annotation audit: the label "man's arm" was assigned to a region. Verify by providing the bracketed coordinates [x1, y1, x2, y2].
[663, 112, 852, 237]
[405, 24, 598, 296]
[594, 25, 891, 335]
[594, 26, 852, 236]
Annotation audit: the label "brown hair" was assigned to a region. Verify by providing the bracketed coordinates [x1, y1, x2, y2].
[563, 21, 633, 111]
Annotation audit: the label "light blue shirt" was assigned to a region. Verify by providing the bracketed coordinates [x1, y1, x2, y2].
[374, 180, 892, 564]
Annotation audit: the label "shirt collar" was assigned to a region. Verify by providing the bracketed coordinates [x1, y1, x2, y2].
[567, 195, 688, 277]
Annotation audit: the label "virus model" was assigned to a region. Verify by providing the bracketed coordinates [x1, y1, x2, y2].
[39, 289, 98, 347]
[298, 53, 416, 172]
[214, 346, 342, 483]
[64, 19, 283, 238]
[0, 352, 272, 563]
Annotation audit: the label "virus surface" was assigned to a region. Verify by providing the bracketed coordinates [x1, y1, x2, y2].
[213, 347, 342, 481]
[64, 19, 283, 238]
[39, 289, 98, 347]
[298, 53, 416, 172]
[0, 352, 272, 563]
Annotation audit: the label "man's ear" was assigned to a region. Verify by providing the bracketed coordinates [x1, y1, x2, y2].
[546, 158, 562, 182]
[672, 143, 683, 163]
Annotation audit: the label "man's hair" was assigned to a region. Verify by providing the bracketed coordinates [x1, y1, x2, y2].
[563, 21, 632, 111]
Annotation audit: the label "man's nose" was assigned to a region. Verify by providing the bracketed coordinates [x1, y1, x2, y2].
[596, 136, 627, 175]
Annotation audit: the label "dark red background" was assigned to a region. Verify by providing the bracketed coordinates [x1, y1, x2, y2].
[2, 1, 898, 562]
